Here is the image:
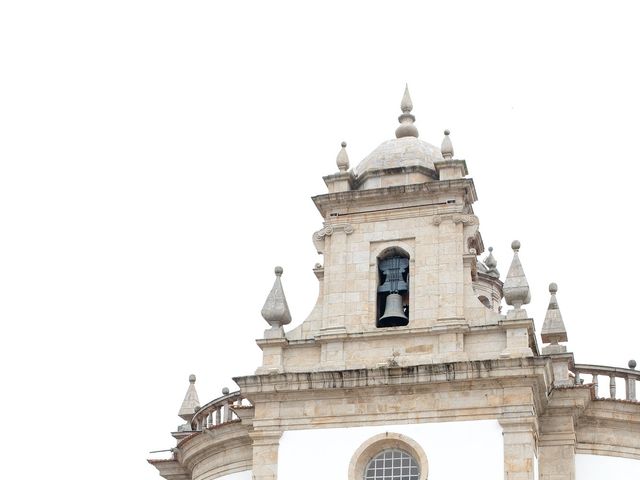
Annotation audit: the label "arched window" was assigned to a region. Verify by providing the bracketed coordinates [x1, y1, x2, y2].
[349, 433, 428, 480]
[364, 449, 420, 480]
[377, 247, 410, 328]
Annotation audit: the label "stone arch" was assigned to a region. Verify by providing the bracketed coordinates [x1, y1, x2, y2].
[348, 432, 428, 480]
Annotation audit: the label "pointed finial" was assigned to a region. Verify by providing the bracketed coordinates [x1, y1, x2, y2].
[336, 141, 349, 172]
[400, 84, 413, 113]
[503, 240, 531, 316]
[395, 84, 419, 138]
[178, 374, 200, 421]
[541, 283, 568, 354]
[261, 266, 292, 328]
[441, 129, 454, 159]
[485, 247, 497, 268]
[483, 246, 500, 278]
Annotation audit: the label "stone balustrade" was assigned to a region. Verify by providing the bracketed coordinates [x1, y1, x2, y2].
[191, 390, 250, 431]
[574, 361, 638, 401]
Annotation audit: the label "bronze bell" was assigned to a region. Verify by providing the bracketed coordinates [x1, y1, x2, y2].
[378, 293, 408, 327]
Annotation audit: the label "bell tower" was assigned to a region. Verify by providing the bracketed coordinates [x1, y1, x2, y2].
[255, 86, 537, 374]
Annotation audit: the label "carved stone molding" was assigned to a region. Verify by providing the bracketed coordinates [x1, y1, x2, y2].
[318, 222, 354, 237]
[454, 214, 479, 225]
[313, 222, 354, 254]
[432, 214, 478, 226]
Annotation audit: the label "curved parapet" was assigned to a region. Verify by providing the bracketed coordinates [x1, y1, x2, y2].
[150, 391, 255, 480]
[574, 363, 639, 401]
[577, 399, 640, 460]
[178, 420, 253, 480]
[190, 391, 254, 431]
[571, 363, 640, 461]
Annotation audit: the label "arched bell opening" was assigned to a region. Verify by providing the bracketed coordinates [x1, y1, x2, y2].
[376, 247, 410, 328]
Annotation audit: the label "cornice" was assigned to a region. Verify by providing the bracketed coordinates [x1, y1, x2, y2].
[234, 356, 551, 396]
[311, 178, 478, 218]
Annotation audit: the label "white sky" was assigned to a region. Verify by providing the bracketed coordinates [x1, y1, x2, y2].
[1, 2, 640, 479]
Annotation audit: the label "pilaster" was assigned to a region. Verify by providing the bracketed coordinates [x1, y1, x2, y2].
[538, 415, 576, 480]
[499, 417, 538, 480]
[250, 430, 282, 480]
[319, 223, 353, 336]
[432, 214, 466, 325]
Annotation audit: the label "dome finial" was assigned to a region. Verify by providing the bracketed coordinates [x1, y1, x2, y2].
[441, 129, 454, 160]
[336, 141, 349, 172]
[400, 84, 413, 113]
[395, 84, 419, 139]
[483, 246, 499, 277]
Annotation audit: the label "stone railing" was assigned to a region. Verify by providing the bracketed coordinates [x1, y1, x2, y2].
[191, 390, 251, 431]
[574, 361, 638, 401]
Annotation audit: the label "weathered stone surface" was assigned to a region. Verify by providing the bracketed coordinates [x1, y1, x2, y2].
[150, 89, 640, 480]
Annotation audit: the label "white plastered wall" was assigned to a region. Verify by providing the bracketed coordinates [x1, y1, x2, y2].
[278, 420, 503, 480]
[211, 471, 252, 480]
[576, 454, 640, 478]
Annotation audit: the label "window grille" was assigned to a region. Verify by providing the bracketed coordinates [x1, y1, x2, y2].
[363, 449, 420, 480]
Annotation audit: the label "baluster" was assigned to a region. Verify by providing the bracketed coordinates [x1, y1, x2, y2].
[628, 360, 637, 401]
[592, 374, 599, 397]
[575, 371, 581, 385]
[609, 375, 617, 399]
[225, 401, 233, 422]
[208, 411, 213, 427]
[625, 377, 635, 401]
[216, 406, 221, 425]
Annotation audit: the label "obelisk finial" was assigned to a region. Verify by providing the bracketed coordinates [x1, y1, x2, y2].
[541, 283, 568, 354]
[178, 374, 200, 421]
[503, 240, 531, 319]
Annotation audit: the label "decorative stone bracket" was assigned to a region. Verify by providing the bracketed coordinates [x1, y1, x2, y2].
[432, 213, 478, 226]
[432, 214, 482, 256]
[312, 222, 354, 254]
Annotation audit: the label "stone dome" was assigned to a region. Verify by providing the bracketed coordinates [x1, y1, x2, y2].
[353, 136, 442, 177]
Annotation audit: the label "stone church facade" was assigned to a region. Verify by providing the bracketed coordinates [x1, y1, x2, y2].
[149, 87, 640, 480]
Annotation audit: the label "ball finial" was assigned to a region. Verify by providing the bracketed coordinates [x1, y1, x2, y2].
[274, 266, 283, 276]
[341, 141, 347, 148]
[511, 240, 521, 251]
[444, 129, 450, 136]
[549, 283, 558, 294]
[189, 374, 196, 383]
[629, 359, 637, 369]
[222, 387, 230, 395]
[488, 246, 493, 253]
